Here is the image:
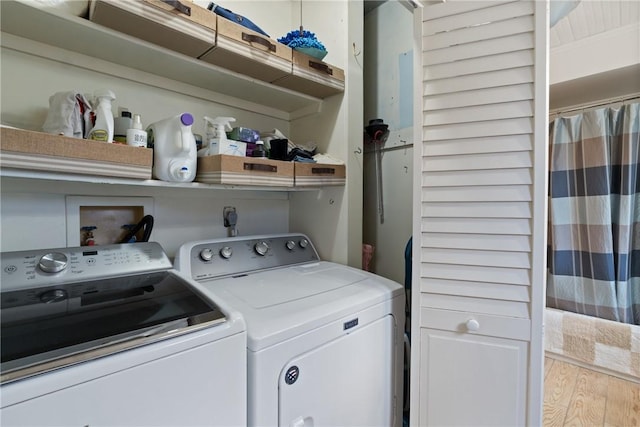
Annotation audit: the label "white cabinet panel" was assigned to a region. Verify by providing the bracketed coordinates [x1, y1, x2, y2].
[418, 328, 528, 426]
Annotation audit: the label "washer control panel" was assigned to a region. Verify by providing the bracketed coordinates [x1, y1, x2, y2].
[180, 234, 320, 281]
[1, 242, 171, 292]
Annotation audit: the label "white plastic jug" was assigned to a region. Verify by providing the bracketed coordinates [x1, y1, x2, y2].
[147, 113, 197, 182]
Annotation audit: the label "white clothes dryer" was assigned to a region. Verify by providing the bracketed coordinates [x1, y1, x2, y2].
[175, 233, 405, 427]
[1, 242, 247, 427]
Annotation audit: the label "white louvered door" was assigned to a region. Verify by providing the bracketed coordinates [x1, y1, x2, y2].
[411, 1, 548, 426]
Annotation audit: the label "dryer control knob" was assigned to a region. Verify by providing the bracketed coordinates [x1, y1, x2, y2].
[299, 239, 309, 249]
[254, 241, 270, 256]
[220, 246, 233, 259]
[286, 240, 296, 251]
[199, 248, 214, 262]
[38, 252, 68, 273]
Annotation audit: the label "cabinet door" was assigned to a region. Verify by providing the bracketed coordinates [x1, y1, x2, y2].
[419, 328, 528, 426]
[412, 1, 548, 426]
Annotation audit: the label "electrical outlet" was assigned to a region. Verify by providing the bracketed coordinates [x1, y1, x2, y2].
[223, 206, 236, 227]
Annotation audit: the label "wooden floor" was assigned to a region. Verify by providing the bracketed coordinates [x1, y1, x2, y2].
[543, 357, 640, 427]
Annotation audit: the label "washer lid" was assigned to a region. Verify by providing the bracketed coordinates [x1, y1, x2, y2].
[226, 263, 367, 308]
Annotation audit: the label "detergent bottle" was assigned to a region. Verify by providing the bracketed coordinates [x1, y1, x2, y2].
[199, 116, 236, 157]
[146, 113, 197, 182]
[88, 89, 116, 142]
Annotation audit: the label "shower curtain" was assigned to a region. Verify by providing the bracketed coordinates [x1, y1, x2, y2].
[547, 101, 640, 325]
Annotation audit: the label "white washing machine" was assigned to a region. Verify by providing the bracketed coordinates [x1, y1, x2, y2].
[175, 233, 405, 427]
[1, 242, 247, 427]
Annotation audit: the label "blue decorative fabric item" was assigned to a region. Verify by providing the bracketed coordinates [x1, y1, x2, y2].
[278, 30, 326, 51]
[208, 3, 269, 37]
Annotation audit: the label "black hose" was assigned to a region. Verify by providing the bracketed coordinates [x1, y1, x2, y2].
[119, 215, 154, 243]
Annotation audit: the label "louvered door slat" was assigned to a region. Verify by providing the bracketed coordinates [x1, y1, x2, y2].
[425, 50, 534, 80]
[425, 15, 533, 51]
[422, 201, 532, 218]
[421, 278, 531, 302]
[422, 247, 531, 269]
[421, 217, 532, 235]
[423, 262, 530, 286]
[425, 67, 534, 96]
[424, 117, 533, 139]
[424, 84, 534, 110]
[423, 1, 533, 36]
[425, 32, 534, 66]
[424, 101, 533, 126]
[422, 185, 531, 202]
[423, 0, 515, 21]
[423, 168, 532, 187]
[422, 151, 531, 171]
[422, 232, 531, 252]
[421, 293, 529, 318]
[424, 134, 532, 156]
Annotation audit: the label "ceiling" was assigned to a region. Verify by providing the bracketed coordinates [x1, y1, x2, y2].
[550, 0, 640, 48]
[549, 0, 640, 109]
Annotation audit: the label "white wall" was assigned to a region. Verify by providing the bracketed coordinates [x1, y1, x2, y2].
[362, 1, 414, 284]
[549, 22, 640, 109]
[0, 0, 360, 263]
[0, 20, 292, 257]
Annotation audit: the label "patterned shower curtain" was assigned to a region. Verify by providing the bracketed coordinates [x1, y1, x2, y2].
[547, 101, 640, 325]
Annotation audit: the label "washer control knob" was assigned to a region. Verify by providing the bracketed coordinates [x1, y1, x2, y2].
[38, 252, 68, 273]
[254, 241, 270, 256]
[220, 246, 233, 259]
[39, 289, 68, 304]
[299, 239, 309, 249]
[286, 240, 296, 251]
[199, 248, 214, 262]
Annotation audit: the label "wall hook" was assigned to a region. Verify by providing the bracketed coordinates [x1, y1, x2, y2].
[354, 147, 362, 154]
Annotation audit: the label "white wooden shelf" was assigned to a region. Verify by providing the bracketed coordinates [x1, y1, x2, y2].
[0, 169, 328, 194]
[0, 0, 323, 117]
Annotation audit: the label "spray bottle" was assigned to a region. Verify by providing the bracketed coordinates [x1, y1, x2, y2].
[146, 113, 197, 182]
[198, 116, 236, 157]
[88, 89, 116, 143]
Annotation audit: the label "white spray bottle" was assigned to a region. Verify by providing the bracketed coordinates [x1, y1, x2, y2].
[88, 89, 116, 143]
[198, 116, 236, 157]
[147, 113, 197, 182]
